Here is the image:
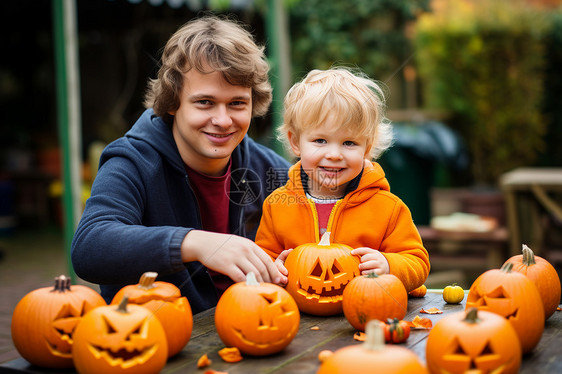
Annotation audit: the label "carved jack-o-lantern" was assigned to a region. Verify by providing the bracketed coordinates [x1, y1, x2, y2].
[284, 232, 360, 316]
[11, 275, 106, 368]
[215, 272, 300, 356]
[111, 272, 192, 357]
[318, 320, 428, 373]
[72, 295, 168, 374]
[465, 263, 545, 354]
[426, 308, 522, 374]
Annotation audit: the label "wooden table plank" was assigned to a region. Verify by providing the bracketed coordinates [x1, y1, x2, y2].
[1, 292, 561, 374]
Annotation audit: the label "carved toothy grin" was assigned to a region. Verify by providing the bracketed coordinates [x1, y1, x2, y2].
[232, 321, 299, 348]
[296, 279, 351, 302]
[89, 344, 157, 368]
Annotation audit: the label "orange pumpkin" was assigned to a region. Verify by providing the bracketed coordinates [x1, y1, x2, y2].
[317, 320, 427, 373]
[11, 275, 106, 368]
[284, 232, 360, 316]
[72, 295, 168, 374]
[408, 284, 427, 298]
[342, 272, 408, 332]
[111, 272, 192, 357]
[465, 262, 544, 354]
[214, 272, 300, 356]
[426, 308, 521, 373]
[504, 244, 561, 320]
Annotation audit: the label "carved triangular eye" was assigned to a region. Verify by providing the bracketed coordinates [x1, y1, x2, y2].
[310, 261, 323, 277]
[260, 293, 277, 304]
[486, 286, 508, 299]
[450, 337, 466, 354]
[480, 341, 494, 355]
[102, 315, 118, 334]
[331, 260, 342, 275]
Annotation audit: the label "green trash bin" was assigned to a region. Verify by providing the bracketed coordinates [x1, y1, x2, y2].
[378, 121, 468, 226]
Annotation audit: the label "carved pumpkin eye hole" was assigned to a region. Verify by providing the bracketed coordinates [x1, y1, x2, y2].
[126, 324, 142, 341]
[260, 293, 277, 304]
[310, 261, 323, 278]
[102, 316, 118, 334]
[486, 287, 507, 299]
[448, 338, 496, 370]
[331, 260, 342, 276]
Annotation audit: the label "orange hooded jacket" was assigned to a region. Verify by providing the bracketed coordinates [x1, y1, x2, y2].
[255, 161, 430, 292]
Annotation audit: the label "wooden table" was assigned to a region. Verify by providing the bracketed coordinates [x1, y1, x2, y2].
[1, 292, 561, 373]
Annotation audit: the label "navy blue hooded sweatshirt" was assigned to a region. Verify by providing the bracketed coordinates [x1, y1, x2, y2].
[71, 109, 290, 313]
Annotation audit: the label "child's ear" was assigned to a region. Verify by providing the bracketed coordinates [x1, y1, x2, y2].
[364, 143, 373, 159]
[287, 131, 301, 157]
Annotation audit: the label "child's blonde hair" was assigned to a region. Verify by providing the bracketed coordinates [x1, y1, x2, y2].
[278, 67, 393, 159]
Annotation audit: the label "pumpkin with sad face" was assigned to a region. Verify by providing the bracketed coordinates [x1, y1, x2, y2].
[284, 232, 360, 316]
[215, 272, 300, 356]
[11, 275, 106, 368]
[72, 295, 168, 374]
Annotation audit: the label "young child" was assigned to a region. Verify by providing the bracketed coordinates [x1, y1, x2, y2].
[255, 67, 429, 292]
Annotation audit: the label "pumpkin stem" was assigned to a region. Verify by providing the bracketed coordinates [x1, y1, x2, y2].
[138, 272, 158, 289]
[463, 308, 480, 324]
[318, 232, 331, 246]
[364, 320, 385, 351]
[51, 275, 71, 293]
[522, 244, 536, 266]
[500, 262, 514, 273]
[245, 272, 260, 286]
[116, 294, 130, 313]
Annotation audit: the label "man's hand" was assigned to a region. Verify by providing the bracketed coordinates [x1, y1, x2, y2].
[181, 230, 282, 284]
[351, 247, 390, 275]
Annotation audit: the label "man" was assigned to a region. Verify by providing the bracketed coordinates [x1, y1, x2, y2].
[71, 15, 290, 313]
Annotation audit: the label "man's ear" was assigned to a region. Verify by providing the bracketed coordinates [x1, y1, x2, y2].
[287, 131, 301, 157]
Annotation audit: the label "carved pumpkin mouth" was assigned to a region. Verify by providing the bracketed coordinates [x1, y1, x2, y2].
[46, 339, 73, 358]
[89, 344, 157, 368]
[296, 279, 351, 302]
[232, 324, 298, 348]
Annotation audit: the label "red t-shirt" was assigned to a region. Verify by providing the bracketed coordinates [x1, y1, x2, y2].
[185, 160, 234, 295]
[308, 195, 339, 236]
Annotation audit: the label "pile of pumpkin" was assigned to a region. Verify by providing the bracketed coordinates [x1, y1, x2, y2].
[11, 272, 192, 373]
[10, 230, 561, 373]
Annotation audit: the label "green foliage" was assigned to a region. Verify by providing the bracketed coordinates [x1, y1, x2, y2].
[288, 0, 430, 84]
[414, 0, 552, 186]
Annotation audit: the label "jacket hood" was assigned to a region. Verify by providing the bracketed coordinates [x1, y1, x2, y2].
[287, 160, 390, 203]
[124, 109, 250, 173]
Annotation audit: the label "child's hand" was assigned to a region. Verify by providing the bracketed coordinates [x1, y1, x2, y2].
[274, 249, 293, 287]
[351, 247, 390, 275]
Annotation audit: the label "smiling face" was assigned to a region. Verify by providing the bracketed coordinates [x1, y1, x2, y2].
[465, 266, 545, 354]
[215, 281, 300, 356]
[288, 116, 370, 198]
[284, 238, 360, 316]
[171, 65, 252, 176]
[72, 303, 168, 373]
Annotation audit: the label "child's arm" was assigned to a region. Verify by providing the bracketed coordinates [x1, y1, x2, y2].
[351, 247, 390, 275]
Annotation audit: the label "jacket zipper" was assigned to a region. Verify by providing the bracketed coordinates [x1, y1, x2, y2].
[307, 198, 344, 243]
